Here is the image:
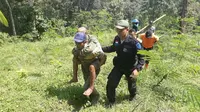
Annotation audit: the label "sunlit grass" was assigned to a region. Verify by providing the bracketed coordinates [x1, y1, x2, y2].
[0, 33, 200, 111]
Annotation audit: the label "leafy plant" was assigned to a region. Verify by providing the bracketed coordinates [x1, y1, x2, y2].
[0, 10, 8, 27]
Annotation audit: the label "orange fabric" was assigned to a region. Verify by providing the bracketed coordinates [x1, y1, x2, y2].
[140, 33, 157, 48]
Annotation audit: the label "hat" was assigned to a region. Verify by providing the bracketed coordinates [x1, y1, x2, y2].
[77, 27, 87, 33]
[131, 19, 139, 23]
[145, 30, 153, 38]
[74, 32, 86, 43]
[115, 20, 129, 29]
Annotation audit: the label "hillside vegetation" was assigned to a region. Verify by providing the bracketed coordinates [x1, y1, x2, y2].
[1, 0, 200, 111]
[0, 31, 200, 112]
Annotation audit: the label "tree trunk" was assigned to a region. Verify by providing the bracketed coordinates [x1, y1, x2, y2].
[5, 0, 16, 35]
[179, 0, 188, 33]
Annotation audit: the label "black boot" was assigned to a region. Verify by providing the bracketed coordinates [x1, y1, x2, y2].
[129, 94, 136, 101]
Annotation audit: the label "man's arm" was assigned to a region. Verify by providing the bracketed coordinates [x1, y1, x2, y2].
[154, 35, 159, 42]
[69, 57, 79, 83]
[102, 45, 115, 53]
[136, 34, 143, 43]
[70, 48, 80, 83]
[130, 42, 145, 79]
[102, 39, 116, 53]
[135, 53, 145, 71]
[135, 41, 145, 71]
[130, 54, 145, 79]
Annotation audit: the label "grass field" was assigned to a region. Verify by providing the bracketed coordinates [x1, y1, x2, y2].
[0, 33, 200, 112]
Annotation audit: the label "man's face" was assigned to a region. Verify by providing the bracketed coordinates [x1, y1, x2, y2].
[116, 28, 128, 38]
[75, 41, 86, 49]
[132, 22, 139, 27]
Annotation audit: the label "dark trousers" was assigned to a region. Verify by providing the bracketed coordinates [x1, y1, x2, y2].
[106, 66, 137, 103]
[144, 47, 153, 64]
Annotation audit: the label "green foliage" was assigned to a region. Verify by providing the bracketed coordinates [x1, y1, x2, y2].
[20, 30, 40, 42]
[0, 10, 8, 27]
[64, 27, 77, 37]
[40, 29, 62, 40]
[12, 4, 35, 35]
[0, 0, 200, 111]
[137, 32, 200, 111]
[156, 16, 181, 33]
[0, 32, 9, 45]
[1, 0, 200, 36]
[47, 18, 76, 38]
[0, 32, 21, 45]
[193, 26, 200, 33]
[0, 32, 200, 111]
[73, 9, 113, 33]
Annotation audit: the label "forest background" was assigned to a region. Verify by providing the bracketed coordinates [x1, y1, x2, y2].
[0, 0, 200, 111]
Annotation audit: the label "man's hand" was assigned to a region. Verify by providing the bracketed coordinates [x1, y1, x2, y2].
[130, 69, 139, 79]
[69, 78, 78, 83]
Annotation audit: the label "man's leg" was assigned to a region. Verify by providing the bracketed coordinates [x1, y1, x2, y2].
[145, 60, 149, 69]
[144, 49, 151, 69]
[83, 60, 100, 96]
[83, 64, 96, 96]
[106, 67, 123, 104]
[126, 75, 137, 101]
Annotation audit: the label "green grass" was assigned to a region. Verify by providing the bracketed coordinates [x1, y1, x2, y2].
[0, 33, 200, 112]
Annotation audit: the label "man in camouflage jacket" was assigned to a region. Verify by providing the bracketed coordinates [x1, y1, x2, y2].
[70, 32, 106, 99]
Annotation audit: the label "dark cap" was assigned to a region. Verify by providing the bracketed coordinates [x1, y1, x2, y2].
[145, 30, 153, 38]
[74, 32, 86, 43]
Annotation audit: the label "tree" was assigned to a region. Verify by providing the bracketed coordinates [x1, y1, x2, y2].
[140, 0, 180, 22]
[185, 0, 200, 33]
[4, 0, 16, 35]
[179, 0, 188, 33]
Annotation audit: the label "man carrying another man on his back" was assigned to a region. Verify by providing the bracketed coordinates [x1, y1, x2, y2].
[70, 27, 106, 104]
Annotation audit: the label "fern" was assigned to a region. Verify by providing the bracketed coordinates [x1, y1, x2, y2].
[177, 84, 200, 109]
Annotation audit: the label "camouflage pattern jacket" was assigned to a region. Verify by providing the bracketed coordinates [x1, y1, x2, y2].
[72, 35, 106, 65]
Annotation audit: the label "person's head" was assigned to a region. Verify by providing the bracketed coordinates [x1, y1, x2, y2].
[145, 30, 153, 38]
[131, 19, 139, 27]
[129, 29, 137, 38]
[150, 26, 156, 33]
[77, 27, 87, 33]
[74, 32, 87, 49]
[115, 20, 129, 38]
[129, 28, 136, 33]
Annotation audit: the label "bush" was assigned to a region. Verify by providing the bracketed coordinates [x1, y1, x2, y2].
[0, 32, 21, 45]
[20, 30, 40, 42]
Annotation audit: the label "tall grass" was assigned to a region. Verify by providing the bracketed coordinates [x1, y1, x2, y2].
[0, 32, 200, 112]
